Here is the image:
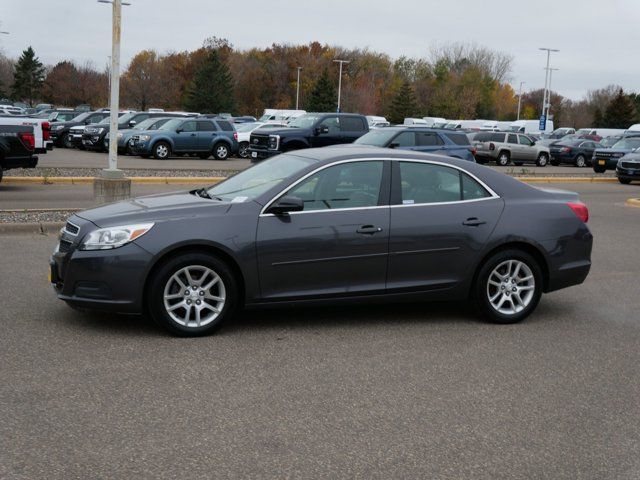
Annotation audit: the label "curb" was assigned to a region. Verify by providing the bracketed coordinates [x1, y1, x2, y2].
[0, 221, 65, 235]
[626, 198, 640, 208]
[2, 175, 618, 185]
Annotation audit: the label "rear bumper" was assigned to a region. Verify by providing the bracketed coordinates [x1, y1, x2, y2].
[1, 155, 38, 170]
[546, 260, 591, 292]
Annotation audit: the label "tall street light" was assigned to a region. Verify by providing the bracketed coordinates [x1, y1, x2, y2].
[96, 0, 131, 204]
[516, 81, 525, 121]
[539, 47, 559, 129]
[333, 59, 349, 113]
[295, 66, 302, 110]
[547, 68, 559, 121]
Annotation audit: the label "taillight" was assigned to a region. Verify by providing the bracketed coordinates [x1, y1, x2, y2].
[233, 132, 238, 141]
[19, 132, 35, 151]
[42, 121, 50, 141]
[470, 147, 477, 156]
[489, 142, 495, 151]
[567, 202, 589, 223]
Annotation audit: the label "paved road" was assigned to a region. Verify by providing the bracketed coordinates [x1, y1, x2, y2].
[28, 147, 612, 175]
[2, 184, 640, 479]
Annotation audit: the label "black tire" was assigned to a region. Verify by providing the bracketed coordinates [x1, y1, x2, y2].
[550, 159, 560, 166]
[593, 166, 606, 173]
[198, 153, 210, 160]
[213, 142, 230, 160]
[536, 153, 549, 167]
[0, 165, 3, 184]
[575, 154, 587, 168]
[472, 249, 543, 325]
[153, 141, 171, 160]
[61, 133, 72, 149]
[146, 252, 239, 336]
[496, 151, 510, 166]
[618, 177, 632, 185]
[238, 142, 250, 159]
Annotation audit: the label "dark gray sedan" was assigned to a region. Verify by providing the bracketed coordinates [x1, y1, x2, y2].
[50, 146, 593, 336]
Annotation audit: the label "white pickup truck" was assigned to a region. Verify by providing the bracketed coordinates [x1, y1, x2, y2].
[0, 116, 53, 154]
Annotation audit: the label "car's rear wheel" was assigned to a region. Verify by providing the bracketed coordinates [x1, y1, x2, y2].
[497, 151, 510, 166]
[618, 177, 632, 185]
[238, 142, 250, 158]
[575, 154, 587, 168]
[213, 142, 230, 160]
[61, 133, 72, 149]
[153, 141, 171, 160]
[536, 153, 549, 167]
[147, 252, 238, 336]
[473, 249, 543, 324]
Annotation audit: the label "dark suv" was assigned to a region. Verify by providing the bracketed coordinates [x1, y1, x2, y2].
[354, 127, 476, 161]
[249, 113, 368, 161]
[592, 135, 640, 173]
[81, 112, 190, 152]
[49, 111, 111, 148]
[129, 118, 238, 160]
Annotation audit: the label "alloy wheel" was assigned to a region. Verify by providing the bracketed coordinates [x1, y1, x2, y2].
[156, 144, 169, 159]
[216, 145, 229, 159]
[486, 260, 535, 315]
[163, 265, 226, 328]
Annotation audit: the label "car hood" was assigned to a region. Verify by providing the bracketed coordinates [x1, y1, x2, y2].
[620, 153, 640, 162]
[76, 190, 234, 227]
[252, 126, 307, 137]
[595, 148, 632, 154]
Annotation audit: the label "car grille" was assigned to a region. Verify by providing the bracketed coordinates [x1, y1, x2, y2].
[58, 238, 74, 253]
[595, 152, 614, 159]
[250, 134, 269, 150]
[64, 221, 79, 235]
[620, 162, 640, 170]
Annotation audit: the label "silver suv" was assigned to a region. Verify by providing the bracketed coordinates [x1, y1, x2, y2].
[473, 132, 551, 167]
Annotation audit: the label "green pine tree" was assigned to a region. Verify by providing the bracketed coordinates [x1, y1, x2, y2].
[592, 108, 603, 128]
[602, 89, 637, 128]
[183, 49, 236, 114]
[11, 46, 45, 105]
[387, 81, 417, 124]
[306, 68, 336, 112]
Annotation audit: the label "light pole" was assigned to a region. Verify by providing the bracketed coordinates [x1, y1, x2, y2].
[516, 81, 525, 121]
[95, 0, 131, 204]
[539, 47, 559, 125]
[547, 68, 559, 121]
[295, 66, 302, 110]
[333, 59, 349, 113]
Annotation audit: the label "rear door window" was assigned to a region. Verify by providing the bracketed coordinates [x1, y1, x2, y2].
[216, 120, 234, 131]
[444, 133, 470, 145]
[416, 132, 444, 146]
[197, 121, 216, 131]
[507, 134, 518, 144]
[340, 116, 366, 132]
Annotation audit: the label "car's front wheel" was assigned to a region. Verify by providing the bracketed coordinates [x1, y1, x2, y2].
[238, 142, 250, 158]
[153, 141, 171, 160]
[536, 153, 549, 167]
[147, 252, 238, 336]
[213, 142, 230, 160]
[61, 133, 72, 149]
[473, 249, 543, 324]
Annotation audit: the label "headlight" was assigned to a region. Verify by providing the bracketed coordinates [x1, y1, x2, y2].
[268, 134, 280, 150]
[139, 134, 151, 141]
[95, 127, 105, 134]
[80, 223, 154, 251]
[612, 152, 624, 158]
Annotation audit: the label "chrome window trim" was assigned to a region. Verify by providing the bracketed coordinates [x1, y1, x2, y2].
[259, 157, 499, 217]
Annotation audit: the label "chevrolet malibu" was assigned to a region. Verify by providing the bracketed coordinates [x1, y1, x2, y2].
[50, 146, 593, 336]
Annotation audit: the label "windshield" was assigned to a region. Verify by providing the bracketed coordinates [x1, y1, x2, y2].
[158, 118, 183, 131]
[117, 112, 137, 124]
[601, 136, 621, 147]
[612, 138, 640, 150]
[70, 112, 91, 122]
[288, 114, 320, 129]
[354, 129, 400, 147]
[235, 122, 261, 132]
[207, 154, 315, 201]
[133, 117, 165, 130]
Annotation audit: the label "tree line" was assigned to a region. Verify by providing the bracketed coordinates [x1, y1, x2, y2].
[2, 39, 640, 129]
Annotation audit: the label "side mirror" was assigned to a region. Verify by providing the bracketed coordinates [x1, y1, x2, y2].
[314, 126, 329, 135]
[267, 195, 304, 215]
[129, 120, 136, 127]
[388, 142, 399, 149]
[176, 128, 183, 133]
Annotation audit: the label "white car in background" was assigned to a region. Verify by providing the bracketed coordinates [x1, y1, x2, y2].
[235, 122, 287, 158]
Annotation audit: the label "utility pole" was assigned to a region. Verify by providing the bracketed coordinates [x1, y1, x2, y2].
[333, 59, 350, 113]
[95, 0, 131, 204]
[295, 66, 302, 110]
[517, 81, 525, 121]
[539, 48, 559, 127]
[547, 68, 559, 121]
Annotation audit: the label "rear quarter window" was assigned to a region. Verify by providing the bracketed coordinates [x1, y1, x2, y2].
[216, 120, 235, 131]
[444, 133, 470, 146]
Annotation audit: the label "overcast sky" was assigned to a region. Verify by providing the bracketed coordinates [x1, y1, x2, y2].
[2, 0, 639, 100]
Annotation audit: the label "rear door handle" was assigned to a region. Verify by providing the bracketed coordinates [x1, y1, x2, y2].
[463, 217, 486, 227]
[357, 225, 383, 235]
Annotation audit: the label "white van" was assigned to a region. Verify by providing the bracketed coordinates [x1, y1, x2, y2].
[593, 128, 626, 137]
[509, 119, 554, 134]
[366, 115, 390, 129]
[259, 109, 306, 124]
[422, 117, 446, 127]
[403, 117, 428, 126]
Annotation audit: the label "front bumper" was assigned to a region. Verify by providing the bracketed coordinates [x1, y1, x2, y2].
[616, 165, 640, 180]
[129, 141, 152, 155]
[592, 156, 622, 170]
[69, 132, 84, 147]
[249, 148, 279, 161]
[50, 232, 153, 314]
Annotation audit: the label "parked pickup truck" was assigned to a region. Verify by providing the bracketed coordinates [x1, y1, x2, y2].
[0, 124, 38, 183]
[249, 112, 369, 161]
[0, 115, 52, 154]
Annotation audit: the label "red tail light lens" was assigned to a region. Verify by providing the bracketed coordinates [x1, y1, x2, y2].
[233, 132, 238, 141]
[568, 202, 589, 223]
[19, 132, 35, 151]
[470, 147, 477, 156]
[42, 121, 50, 141]
[489, 142, 495, 151]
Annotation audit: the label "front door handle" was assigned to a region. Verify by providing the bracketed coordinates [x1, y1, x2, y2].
[463, 217, 486, 227]
[356, 225, 383, 235]
[190, 133, 196, 136]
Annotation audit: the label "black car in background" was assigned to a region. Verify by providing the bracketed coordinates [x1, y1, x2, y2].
[50, 111, 111, 148]
[51, 146, 592, 336]
[592, 136, 640, 173]
[615, 152, 640, 184]
[249, 113, 369, 161]
[549, 139, 602, 167]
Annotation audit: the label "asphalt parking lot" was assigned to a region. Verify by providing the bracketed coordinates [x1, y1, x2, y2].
[1, 183, 639, 478]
